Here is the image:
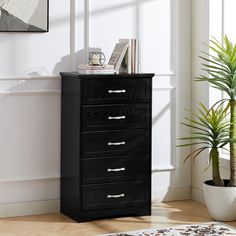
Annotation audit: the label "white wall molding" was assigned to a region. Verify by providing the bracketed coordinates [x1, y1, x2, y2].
[0, 200, 60, 218]
[222, 0, 225, 37]
[152, 165, 175, 172]
[0, 176, 60, 183]
[0, 90, 61, 96]
[84, 0, 89, 63]
[170, 0, 177, 75]
[152, 85, 176, 172]
[0, 75, 60, 81]
[191, 0, 210, 202]
[191, 188, 205, 204]
[154, 72, 176, 77]
[170, 86, 177, 169]
[153, 86, 175, 90]
[0, 72, 176, 81]
[152, 187, 191, 203]
[70, 0, 76, 70]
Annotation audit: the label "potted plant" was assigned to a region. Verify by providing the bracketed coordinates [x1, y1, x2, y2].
[179, 35, 236, 221]
[178, 103, 229, 187]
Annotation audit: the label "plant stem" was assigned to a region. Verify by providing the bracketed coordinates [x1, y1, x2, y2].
[210, 148, 224, 186]
[229, 100, 236, 187]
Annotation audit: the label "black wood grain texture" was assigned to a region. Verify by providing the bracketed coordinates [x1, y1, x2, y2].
[77, 205, 151, 222]
[82, 180, 150, 211]
[60, 74, 81, 219]
[82, 155, 150, 184]
[82, 129, 150, 157]
[82, 77, 151, 104]
[82, 103, 150, 131]
[60, 73, 153, 222]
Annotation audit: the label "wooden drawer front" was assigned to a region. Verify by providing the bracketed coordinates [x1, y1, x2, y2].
[82, 181, 150, 211]
[82, 155, 150, 184]
[82, 104, 150, 131]
[82, 78, 151, 104]
[82, 130, 149, 157]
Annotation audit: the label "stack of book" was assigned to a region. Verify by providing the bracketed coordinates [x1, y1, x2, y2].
[119, 39, 139, 74]
[108, 43, 129, 73]
[78, 64, 115, 74]
[107, 39, 139, 74]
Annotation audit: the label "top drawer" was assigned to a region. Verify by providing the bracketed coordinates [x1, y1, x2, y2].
[82, 78, 151, 104]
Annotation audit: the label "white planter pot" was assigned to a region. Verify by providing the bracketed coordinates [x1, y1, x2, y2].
[203, 180, 236, 221]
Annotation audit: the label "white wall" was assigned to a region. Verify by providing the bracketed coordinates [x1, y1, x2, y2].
[0, 0, 192, 217]
[0, 0, 85, 217]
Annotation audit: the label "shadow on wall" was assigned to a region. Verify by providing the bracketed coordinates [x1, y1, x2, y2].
[12, 47, 102, 77]
[53, 47, 102, 73]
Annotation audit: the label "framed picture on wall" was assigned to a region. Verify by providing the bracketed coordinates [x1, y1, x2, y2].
[0, 0, 49, 32]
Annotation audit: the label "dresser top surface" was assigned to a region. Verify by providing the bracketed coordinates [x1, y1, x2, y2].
[60, 72, 155, 79]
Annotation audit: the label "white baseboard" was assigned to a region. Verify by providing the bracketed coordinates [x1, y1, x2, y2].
[191, 188, 205, 204]
[0, 200, 60, 218]
[152, 187, 191, 203]
[0, 188, 193, 218]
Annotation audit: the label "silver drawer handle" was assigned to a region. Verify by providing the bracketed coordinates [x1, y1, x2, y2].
[108, 116, 126, 120]
[107, 141, 125, 146]
[108, 90, 126, 94]
[107, 167, 125, 172]
[107, 194, 125, 199]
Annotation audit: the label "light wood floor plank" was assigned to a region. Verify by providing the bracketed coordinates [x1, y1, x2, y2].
[0, 200, 235, 236]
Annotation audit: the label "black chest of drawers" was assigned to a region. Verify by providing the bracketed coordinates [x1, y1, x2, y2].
[60, 73, 154, 222]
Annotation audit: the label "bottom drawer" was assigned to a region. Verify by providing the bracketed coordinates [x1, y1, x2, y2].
[82, 181, 150, 211]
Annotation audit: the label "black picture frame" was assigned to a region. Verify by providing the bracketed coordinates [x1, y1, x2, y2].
[0, 0, 49, 33]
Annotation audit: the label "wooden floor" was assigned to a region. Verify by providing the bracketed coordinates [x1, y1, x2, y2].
[0, 200, 235, 236]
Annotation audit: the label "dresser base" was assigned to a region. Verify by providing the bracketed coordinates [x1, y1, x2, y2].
[61, 205, 151, 222]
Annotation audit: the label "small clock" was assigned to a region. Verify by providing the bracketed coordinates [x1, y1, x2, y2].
[89, 52, 106, 66]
